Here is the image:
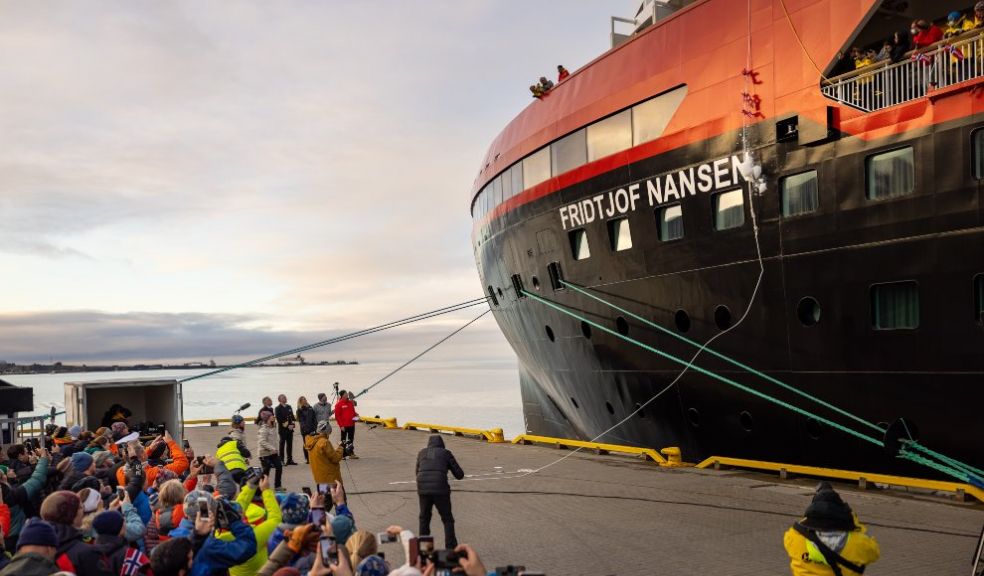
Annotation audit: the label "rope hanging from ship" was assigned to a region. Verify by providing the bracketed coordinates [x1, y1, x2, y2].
[519, 287, 983, 488]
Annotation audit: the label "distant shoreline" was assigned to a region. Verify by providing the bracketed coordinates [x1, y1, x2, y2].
[0, 360, 359, 376]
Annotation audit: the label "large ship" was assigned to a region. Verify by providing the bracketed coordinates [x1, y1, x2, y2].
[470, 0, 984, 478]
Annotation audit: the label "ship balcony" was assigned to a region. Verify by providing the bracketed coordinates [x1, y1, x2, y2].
[821, 30, 984, 113]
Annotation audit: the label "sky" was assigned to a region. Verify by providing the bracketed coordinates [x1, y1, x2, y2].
[0, 1, 626, 364]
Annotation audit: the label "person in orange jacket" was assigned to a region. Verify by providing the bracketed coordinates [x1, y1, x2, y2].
[783, 482, 880, 576]
[115, 430, 188, 488]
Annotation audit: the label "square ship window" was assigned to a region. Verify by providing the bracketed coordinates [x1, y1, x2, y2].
[607, 218, 633, 251]
[569, 229, 591, 261]
[713, 188, 745, 231]
[866, 147, 914, 200]
[657, 204, 684, 241]
[781, 170, 819, 217]
[871, 281, 919, 330]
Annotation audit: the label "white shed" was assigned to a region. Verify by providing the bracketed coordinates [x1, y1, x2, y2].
[64, 378, 184, 445]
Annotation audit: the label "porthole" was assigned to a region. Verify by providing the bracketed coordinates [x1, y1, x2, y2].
[806, 417, 822, 440]
[616, 316, 629, 335]
[739, 410, 753, 432]
[675, 309, 691, 332]
[545, 325, 555, 342]
[580, 320, 592, 339]
[797, 297, 821, 326]
[605, 402, 615, 415]
[531, 276, 541, 290]
[635, 403, 647, 419]
[714, 305, 732, 330]
[687, 407, 700, 428]
[570, 397, 579, 409]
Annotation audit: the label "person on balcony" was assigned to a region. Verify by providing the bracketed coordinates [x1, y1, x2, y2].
[557, 65, 570, 82]
[944, 11, 974, 38]
[911, 19, 943, 49]
[974, 2, 984, 28]
[890, 30, 912, 63]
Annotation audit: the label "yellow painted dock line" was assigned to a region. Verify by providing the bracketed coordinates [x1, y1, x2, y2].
[511, 433, 677, 465]
[402, 421, 505, 443]
[696, 456, 984, 502]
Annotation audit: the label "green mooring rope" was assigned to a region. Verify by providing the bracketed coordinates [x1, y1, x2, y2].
[522, 289, 982, 486]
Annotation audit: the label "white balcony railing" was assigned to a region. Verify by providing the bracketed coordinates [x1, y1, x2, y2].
[821, 31, 984, 112]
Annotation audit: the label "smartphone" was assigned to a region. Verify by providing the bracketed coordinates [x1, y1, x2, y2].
[301, 486, 312, 497]
[182, 439, 190, 450]
[117, 487, 126, 501]
[377, 531, 397, 544]
[310, 508, 325, 526]
[317, 483, 329, 495]
[320, 536, 338, 566]
[408, 537, 419, 566]
[418, 535, 434, 564]
[197, 497, 210, 518]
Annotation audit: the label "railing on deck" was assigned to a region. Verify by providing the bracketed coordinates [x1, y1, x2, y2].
[822, 31, 984, 112]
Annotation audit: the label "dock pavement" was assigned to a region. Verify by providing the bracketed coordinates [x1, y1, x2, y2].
[184, 423, 983, 576]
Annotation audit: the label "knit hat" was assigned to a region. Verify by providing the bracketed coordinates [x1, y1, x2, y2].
[978, 1, 984, 10]
[278, 493, 310, 527]
[802, 482, 855, 531]
[183, 490, 214, 522]
[94, 426, 111, 438]
[17, 519, 59, 549]
[330, 514, 355, 545]
[67, 425, 82, 439]
[93, 450, 115, 467]
[316, 420, 331, 434]
[357, 555, 389, 576]
[111, 422, 128, 436]
[93, 510, 125, 536]
[155, 467, 179, 485]
[79, 487, 102, 513]
[41, 490, 82, 526]
[231, 414, 244, 425]
[71, 451, 94, 474]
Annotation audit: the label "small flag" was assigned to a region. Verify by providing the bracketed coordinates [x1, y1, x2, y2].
[121, 547, 151, 576]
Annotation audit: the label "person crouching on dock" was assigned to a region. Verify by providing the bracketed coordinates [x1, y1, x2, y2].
[784, 482, 879, 576]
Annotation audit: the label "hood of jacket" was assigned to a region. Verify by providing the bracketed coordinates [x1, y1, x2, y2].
[427, 435, 445, 449]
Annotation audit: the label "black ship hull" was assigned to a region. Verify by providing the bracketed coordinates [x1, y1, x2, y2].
[477, 118, 984, 478]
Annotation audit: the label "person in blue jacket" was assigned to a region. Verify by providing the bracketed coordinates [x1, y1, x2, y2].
[169, 490, 256, 576]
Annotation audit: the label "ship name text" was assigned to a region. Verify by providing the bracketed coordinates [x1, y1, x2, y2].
[558, 155, 746, 230]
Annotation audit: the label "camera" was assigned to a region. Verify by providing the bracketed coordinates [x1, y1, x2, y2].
[195, 456, 213, 474]
[433, 549, 461, 570]
[342, 440, 355, 457]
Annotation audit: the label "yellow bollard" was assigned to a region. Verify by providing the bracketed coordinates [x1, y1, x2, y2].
[382, 417, 398, 429]
[660, 446, 685, 467]
[485, 428, 506, 443]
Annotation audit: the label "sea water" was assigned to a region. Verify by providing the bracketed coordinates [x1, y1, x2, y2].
[3, 359, 525, 438]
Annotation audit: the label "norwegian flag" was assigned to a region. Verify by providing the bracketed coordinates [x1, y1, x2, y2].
[121, 547, 151, 576]
[911, 52, 932, 65]
[946, 44, 966, 60]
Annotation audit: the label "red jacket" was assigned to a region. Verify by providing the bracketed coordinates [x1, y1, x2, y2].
[334, 398, 357, 427]
[913, 25, 943, 48]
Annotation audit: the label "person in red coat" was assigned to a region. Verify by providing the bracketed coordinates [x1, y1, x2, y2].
[557, 65, 570, 82]
[333, 391, 359, 459]
[911, 19, 943, 49]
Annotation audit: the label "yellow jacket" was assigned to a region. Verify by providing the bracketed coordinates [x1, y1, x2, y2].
[216, 485, 282, 576]
[216, 439, 247, 472]
[304, 434, 344, 485]
[783, 519, 880, 576]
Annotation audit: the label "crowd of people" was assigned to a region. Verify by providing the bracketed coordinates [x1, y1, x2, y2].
[832, 3, 984, 75]
[529, 65, 569, 99]
[0, 384, 493, 576]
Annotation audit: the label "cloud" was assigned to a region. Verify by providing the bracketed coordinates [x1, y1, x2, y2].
[0, 308, 512, 365]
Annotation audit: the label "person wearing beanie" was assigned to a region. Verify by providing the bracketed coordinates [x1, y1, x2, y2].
[264, 492, 310, 555]
[93, 510, 150, 575]
[41, 490, 112, 575]
[168, 490, 257, 576]
[58, 451, 97, 492]
[215, 473, 282, 576]
[783, 482, 880, 575]
[305, 420, 344, 490]
[356, 554, 390, 576]
[77, 487, 105, 539]
[0, 519, 60, 576]
[114, 430, 189, 493]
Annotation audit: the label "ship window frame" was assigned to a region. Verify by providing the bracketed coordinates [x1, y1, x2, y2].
[607, 216, 633, 252]
[779, 169, 820, 218]
[656, 203, 684, 241]
[974, 273, 984, 326]
[523, 146, 552, 190]
[870, 280, 920, 331]
[712, 187, 746, 231]
[865, 146, 914, 201]
[569, 228, 591, 261]
[973, 129, 984, 180]
[586, 109, 633, 162]
[551, 128, 587, 176]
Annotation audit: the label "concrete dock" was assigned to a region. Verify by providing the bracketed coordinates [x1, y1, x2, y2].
[185, 423, 983, 575]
